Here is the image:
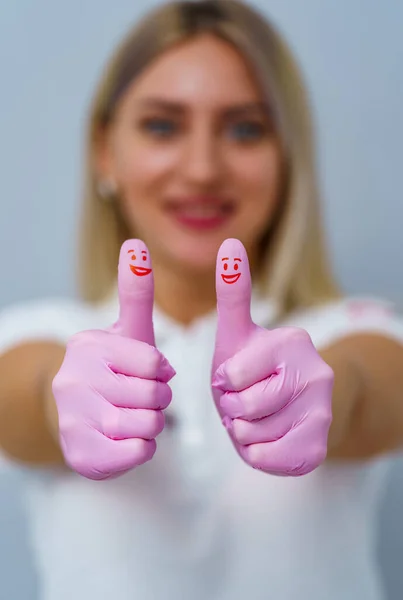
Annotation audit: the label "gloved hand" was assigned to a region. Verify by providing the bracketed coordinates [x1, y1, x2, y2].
[52, 240, 175, 480]
[211, 238, 333, 476]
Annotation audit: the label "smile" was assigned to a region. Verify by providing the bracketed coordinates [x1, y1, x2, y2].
[130, 265, 152, 277]
[221, 273, 241, 284]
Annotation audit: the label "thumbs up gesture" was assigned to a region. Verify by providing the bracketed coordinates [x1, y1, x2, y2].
[52, 240, 175, 480]
[211, 239, 333, 476]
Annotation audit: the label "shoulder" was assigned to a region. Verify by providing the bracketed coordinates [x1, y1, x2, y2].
[0, 297, 102, 357]
[279, 296, 403, 350]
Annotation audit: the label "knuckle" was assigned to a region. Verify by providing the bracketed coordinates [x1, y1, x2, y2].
[67, 330, 105, 354]
[321, 362, 335, 382]
[246, 444, 265, 469]
[225, 361, 246, 390]
[160, 384, 173, 408]
[286, 327, 311, 344]
[84, 447, 120, 479]
[149, 410, 165, 435]
[52, 372, 76, 397]
[308, 441, 328, 467]
[277, 327, 312, 352]
[232, 419, 249, 445]
[314, 358, 334, 382]
[66, 332, 83, 348]
[52, 376, 85, 403]
[51, 372, 64, 396]
[287, 443, 327, 475]
[136, 438, 157, 463]
[148, 379, 159, 402]
[313, 407, 333, 429]
[66, 449, 92, 476]
[57, 413, 79, 436]
[67, 331, 89, 350]
[147, 347, 163, 374]
[282, 453, 315, 476]
[309, 364, 334, 392]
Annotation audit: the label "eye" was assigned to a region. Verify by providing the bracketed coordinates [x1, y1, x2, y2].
[228, 121, 266, 142]
[142, 255, 147, 261]
[131, 254, 136, 261]
[223, 262, 228, 271]
[141, 117, 178, 138]
[234, 263, 239, 271]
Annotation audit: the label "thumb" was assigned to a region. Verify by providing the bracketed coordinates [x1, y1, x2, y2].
[113, 239, 155, 345]
[215, 238, 253, 357]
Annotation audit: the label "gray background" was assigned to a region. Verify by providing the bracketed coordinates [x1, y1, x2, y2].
[0, 1, 402, 598]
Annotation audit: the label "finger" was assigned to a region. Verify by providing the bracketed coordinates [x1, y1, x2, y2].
[98, 406, 165, 440]
[114, 239, 155, 345]
[61, 430, 156, 480]
[98, 373, 172, 410]
[230, 400, 331, 445]
[92, 333, 175, 382]
[238, 421, 329, 476]
[218, 368, 292, 419]
[215, 238, 253, 358]
[231, 413, 290, 445]
[212, 333, 279, 392]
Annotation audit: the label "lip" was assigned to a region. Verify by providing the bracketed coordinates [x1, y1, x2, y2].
[130, 265, 152, 276]
[164, 196, 236, 231]
[221, 273, 241, 284]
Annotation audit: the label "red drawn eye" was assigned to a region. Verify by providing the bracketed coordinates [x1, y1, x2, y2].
[131, 254, 136, 261]
[223, 262, 228, 271]
[142, 255, 147, 261]
[234, 263, 239, 271]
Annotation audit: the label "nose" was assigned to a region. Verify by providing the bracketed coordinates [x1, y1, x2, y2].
[180, 124, 221, 187]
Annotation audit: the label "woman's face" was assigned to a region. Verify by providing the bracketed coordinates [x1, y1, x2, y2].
[99, 34, 283, 274]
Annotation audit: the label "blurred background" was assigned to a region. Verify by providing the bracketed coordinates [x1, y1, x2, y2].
[0, 0, 402, 598]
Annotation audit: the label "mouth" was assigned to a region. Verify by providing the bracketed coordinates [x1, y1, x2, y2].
[164, 196, 236, 231]
[130, 265, 152, 277]
[221, 273, 241, 284]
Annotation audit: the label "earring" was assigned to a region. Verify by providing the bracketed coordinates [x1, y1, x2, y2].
[97, 178, 117, 200]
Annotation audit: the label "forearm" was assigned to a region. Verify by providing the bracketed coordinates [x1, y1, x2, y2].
[0, 341, 66, 465]
[320, 333, 403, 460]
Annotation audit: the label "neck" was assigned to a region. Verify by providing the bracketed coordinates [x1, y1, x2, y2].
[153, 261, 217, 326]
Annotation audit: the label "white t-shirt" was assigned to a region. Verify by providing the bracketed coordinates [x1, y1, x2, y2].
[0, 293, 402, 600]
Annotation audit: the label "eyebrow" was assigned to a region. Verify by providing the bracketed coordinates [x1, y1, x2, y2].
[223, 103, 268, 119]
[136, 98, 268, 117]
[136, 99, 184, 113]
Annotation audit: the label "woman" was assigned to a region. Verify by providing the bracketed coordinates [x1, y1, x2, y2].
[0, 1, 402, 599]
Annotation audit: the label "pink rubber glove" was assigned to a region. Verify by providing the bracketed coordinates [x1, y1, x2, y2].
[52, 240, 175, 480]
[211, 239, 334, 476]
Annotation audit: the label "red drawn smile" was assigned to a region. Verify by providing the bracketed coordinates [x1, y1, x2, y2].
[221, 273, 241, 284]
[130, 265, 152, 277]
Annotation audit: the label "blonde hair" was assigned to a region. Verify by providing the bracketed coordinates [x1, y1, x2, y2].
[78, 0, 340, 315]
